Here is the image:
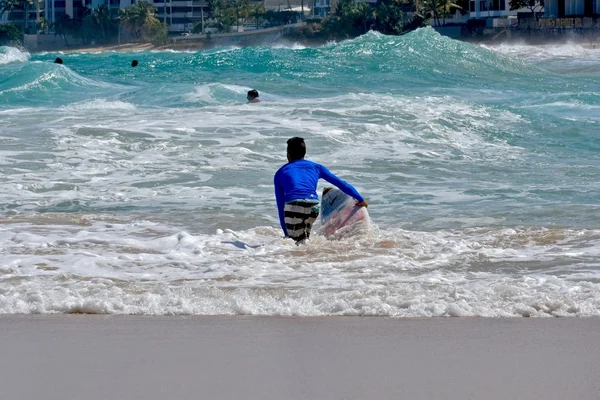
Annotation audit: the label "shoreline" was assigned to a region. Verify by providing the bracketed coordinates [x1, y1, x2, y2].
[1, 315, 599, 399]
[27, 35, 600, 55]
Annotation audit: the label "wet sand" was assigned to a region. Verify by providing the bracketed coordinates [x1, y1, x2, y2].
[1, 316, 599, 399]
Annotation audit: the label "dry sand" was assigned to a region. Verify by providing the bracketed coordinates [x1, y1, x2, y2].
[1, 316, 599, 399]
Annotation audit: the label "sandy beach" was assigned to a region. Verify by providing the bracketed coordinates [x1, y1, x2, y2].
[1, 316, 599, 399]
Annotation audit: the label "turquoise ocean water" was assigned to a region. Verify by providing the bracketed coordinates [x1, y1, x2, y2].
[1, 28, 599, 316]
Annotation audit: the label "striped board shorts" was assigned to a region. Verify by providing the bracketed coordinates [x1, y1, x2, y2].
[284, 199, 320, 242]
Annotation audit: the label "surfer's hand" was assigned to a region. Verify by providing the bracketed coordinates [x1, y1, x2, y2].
[356, 200, 368, 208]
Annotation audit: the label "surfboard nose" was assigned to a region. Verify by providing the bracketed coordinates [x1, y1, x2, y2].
[322, 187, 334, 196]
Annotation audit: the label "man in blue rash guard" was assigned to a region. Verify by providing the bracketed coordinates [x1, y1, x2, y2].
[274, 137, 368, 243]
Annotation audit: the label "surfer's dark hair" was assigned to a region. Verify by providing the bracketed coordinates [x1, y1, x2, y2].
[287, 137, 306, 161]
[247, 89, 259, 99]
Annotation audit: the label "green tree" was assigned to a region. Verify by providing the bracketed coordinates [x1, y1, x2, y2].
[233, 0, 250, 31]
[509, 0, 544, 14]
[53, 14, 75, 45]
[425, 0, 460, 26]
[36, 15, 50, 33]
[250, 3, 265, 29]
[263, 9, 298, 26]
[0, 21, 23, 45]
[373, 0, 407, 34]
[218, 7, 237, 32]
[93, 4, 112, 40]
[143, 19, 168, 44]
[207, 0, 223, 18]
[119, 0, 156, 38]
[336, 0, 373, 34]
[438, 0, 460, 24]
[0, 0, 33, 32]
[119, 1, 167, 44]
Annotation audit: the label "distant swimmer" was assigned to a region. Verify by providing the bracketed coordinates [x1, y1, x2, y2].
[54, 57, 63, 64]
[131, 60, 138, 67]
[274, 137, 368, 243]
[247, 89, 261, 103]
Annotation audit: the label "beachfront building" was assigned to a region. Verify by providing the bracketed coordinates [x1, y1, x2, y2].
[0, 0, 309, 34]
[153, 0, 210, 32]
[544, 0, 600, 17]
[0, 0, 206, 33]
[12, 0, 90, 29]
[264, 0, 312, 16]
[313, 0, 335, 17]
[0, 0, 44, 33]
[44, 0, 87, 25]
[313, 0, 377, 17]
[469, 0, 526, 19]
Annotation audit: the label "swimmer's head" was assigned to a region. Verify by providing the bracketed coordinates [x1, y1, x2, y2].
[247, 89, 259, 101]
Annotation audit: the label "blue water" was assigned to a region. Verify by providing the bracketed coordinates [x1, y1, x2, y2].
[0, 28, 599, 316]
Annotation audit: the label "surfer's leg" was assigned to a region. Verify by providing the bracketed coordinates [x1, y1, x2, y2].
[304, 204, 320, 240]
[284, 200, 319, 243]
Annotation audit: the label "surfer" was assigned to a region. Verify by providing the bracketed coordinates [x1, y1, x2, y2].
[274, 137, 368, 243]
[247, 89, 261, 103]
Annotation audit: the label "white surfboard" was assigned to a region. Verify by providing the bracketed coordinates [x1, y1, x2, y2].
[320, 187, 370, 238]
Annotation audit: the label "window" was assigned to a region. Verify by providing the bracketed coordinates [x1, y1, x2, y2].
[480, 0, 487, 10]
[470, 1, 475, 11]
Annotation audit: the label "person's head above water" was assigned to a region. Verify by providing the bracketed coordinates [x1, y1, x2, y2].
[54, 57, 63, 64]
[287, 137, 306, 162]
[247, 89, 260, 103]
[131, 60, 138, 67]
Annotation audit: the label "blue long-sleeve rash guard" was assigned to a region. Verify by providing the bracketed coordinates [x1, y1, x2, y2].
[274, 159, 364, 235]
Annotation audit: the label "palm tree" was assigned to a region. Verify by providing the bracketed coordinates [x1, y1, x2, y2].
[234, 0, 250, 31]
[251, 3, 265, 29]
[93, 4, 111, 40]
[0, 0, 33, 32]
[437, 0, 460, 25]
[53, 13, 73, 45]
[36, 15, 49, 33]
[119, 1, 157, 39]
[425, 0, 460, 26]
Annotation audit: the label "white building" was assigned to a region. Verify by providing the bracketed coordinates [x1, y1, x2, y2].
[544, 0, 600, 17]
[469, 0, 530, 19]
[0, 0, 214, 33]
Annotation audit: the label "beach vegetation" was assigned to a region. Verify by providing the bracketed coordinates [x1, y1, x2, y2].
[314, 0, 425, 39]
[0, 0, 33, 32]
[53, 14, 76, 46]
[36, 16, 50, 33]
[0, 21, 22, 45]
[119, 1, 168, 44]
[250, 3, 266, 29]
[424, 0, 462, 26]
[509, 0, 544, 14]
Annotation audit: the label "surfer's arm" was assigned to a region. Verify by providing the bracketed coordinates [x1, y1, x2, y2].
[319, 165, 364, 203]
[274, 175, 288, 236]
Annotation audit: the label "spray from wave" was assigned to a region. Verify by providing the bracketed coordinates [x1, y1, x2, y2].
[0, 46, 29, 65]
